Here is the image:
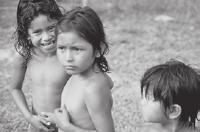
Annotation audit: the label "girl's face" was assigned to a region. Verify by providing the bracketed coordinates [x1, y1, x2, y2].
[56, 31, 96, 75]
[28, 14, 57, 54]
[141, 90, 169, 124]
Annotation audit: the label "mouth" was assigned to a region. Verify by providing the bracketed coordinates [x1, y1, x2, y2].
[41, 40, 55, 47]
[64, 65, 76, 70]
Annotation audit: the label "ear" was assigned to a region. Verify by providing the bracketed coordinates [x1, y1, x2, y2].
[168, 104, 182, 120]
[95, 50, 101, 58]
[95, 42, 106, 58]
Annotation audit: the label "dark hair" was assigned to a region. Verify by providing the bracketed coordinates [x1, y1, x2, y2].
[14, 0, 62, 61]
[56, 6, 109, 73]
[141, 60, 200, 127]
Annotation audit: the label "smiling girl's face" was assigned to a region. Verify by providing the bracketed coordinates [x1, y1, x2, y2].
[28, 14, 57, 54]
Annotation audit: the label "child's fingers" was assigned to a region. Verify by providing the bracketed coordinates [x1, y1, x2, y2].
[63, 105, 67, 112]
[39, 112, 55, 124]
[40, 112, 52, 117]
[38, 115, 51, 126]
[54, 108, 63, 114]
[54, 107, 68, 120]
[39, 123, 51, 131]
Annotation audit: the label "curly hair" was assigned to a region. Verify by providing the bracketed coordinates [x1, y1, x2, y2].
[14, 0, 62, 61]
[56, 6, 110, 73]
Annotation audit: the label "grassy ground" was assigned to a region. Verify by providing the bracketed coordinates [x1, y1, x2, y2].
[1, 0, 200, 132]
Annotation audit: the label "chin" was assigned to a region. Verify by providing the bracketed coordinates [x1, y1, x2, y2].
[42, 48, 56, 53]
[65, 70, 77, 75]
[143, 117, 150, 122]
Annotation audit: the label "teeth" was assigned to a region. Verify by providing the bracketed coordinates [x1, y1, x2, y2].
[41, 43, 52, 46]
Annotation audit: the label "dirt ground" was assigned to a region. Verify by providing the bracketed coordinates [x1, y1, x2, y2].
[1, 0, 200, 132]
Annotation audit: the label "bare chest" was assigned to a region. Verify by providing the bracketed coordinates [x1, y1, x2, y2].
[61, 81, 87, 114]
[27, 58, 67, 86]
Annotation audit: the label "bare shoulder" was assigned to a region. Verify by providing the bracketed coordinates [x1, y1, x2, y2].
[84, 72, 113, 107]
[11, 53, 27, 68]
[138, 123, 166, 132]
[9, 53, 27, 91]
[85, 72, 113, 95]
[181, 128, 200, 132]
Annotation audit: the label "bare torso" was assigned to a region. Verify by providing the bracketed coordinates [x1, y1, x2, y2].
[61, 76, 95, 130]
[61, 72, 113, 131]
[27, 54, 69, 114]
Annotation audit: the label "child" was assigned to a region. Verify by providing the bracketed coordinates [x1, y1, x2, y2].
[42, 6, 115, 132]
[9, 0, 70, 131]
[140, 60, 200, 132]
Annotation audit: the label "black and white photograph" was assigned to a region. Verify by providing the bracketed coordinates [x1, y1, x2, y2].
[0, 0, 200, 132]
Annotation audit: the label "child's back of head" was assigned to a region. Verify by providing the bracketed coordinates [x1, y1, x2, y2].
[141, 60, 200, 128]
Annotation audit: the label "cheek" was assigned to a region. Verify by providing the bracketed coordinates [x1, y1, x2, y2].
[85, 54, 95, 65]
[29, 37, 37, 45]
[30, 36, 40, 43]
[147, 104, 166, 121]
[80, 50, 95, 61]
[50, 31, 56, 38]
[57, 51, 65, 64]
[141, 101, 161, 118]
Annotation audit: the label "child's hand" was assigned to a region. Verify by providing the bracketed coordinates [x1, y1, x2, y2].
[54, 105, 70, 129]
[29, 114, 53, 131]
[40, 112, 57, 124]
[41, 105, 70, 130]
[38, 114, 56, 131]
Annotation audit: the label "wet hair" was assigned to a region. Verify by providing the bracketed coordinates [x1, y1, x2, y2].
[56, 6, 109, 72]
[141, 60, 200, 127]
[14, 0, 62, 61]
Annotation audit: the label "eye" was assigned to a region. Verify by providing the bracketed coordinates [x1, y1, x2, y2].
[33, 30, 42, 35]
[48, 26, 56, 32]
[72, 47, 82, 51]
[57, 46, 65, 51]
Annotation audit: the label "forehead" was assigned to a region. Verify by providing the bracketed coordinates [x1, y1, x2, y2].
[29, 14, 57, 30]
[57, 31, 86, 45]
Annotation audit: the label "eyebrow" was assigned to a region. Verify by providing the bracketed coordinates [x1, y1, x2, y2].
[57, 42, 85, 48]
[49, 23, 57, 26]
[32, 29, 42, 33]
[57, 41, 76, 46]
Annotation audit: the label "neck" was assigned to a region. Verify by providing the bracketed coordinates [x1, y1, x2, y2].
[75, 63, 101, 79]
[31, 48, 56, 60]
[161, 120, 191, 132]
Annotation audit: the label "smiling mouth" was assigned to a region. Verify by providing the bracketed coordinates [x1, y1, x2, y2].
[41, 40, 55, 46]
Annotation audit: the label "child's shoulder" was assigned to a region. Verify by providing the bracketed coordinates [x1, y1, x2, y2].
[84, 72, 113, 97]
[180, 128, 200, 132]
[84, 72, 113, 108]
[138, 123, 167, 132]
[88, 72, 113, 90]
[139, 123, 200, 132]
[11, 53, 27, 68]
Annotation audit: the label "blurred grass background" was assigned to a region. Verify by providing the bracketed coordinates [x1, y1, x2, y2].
[1, 0, 200, 131]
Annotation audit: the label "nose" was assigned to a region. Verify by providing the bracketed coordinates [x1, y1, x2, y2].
[65, 50, 73, 62]
[41, 31, 51, 42]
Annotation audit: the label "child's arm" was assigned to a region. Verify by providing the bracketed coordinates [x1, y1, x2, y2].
[84, 84, 115, 132]
[8, 54, 49, 131]
[9, 54, 30, 118]
[41, 106, 96, 132]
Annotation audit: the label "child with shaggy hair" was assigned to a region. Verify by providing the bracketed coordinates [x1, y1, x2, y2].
[140, 60, 200, 132]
